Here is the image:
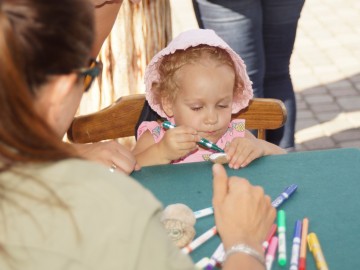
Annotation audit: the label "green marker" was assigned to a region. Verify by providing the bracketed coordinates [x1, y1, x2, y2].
[198, 138, 224, 153]
[162, 121, 224, 153]
[162, 121, 175, 130]
[277, 210, 287, 266]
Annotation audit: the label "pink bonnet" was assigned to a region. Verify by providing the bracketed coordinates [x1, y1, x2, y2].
[144, 29, 253, 118]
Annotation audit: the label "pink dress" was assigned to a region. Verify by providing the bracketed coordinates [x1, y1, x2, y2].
[137, 119, 246, 164]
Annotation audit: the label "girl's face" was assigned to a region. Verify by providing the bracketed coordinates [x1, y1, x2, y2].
[162, 59, 235, 143]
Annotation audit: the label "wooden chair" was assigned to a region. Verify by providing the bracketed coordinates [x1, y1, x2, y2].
[67, 94, 287, 143]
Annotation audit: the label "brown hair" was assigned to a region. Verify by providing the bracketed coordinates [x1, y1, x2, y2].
[152, 45, 243, 108]
[0, 0, 94, 166]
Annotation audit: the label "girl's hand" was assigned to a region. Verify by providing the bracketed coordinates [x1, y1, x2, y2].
[160, 126, 201, 161]
[224, 129, 286, 168]
[225, 137, 264, 169]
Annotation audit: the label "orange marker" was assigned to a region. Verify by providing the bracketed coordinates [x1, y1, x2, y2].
[181, 226, 217, 254]
[299, 218, 309, 270]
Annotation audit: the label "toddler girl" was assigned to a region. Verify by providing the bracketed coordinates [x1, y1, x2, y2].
[133, 29, 285, 168]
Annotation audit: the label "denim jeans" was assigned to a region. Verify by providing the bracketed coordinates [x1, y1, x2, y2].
[192, 0, 305, 149]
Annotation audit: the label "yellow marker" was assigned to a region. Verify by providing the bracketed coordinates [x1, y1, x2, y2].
[307, 232, 329, 270]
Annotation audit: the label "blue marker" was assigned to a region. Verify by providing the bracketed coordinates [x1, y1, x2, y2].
[162, 121, 224, 153]
[290, 220, 302, 270]
[271, 184, 298, 208]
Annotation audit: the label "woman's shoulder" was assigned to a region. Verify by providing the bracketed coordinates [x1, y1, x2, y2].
[45, 158, 162, 211]
[6, 158, 163, 228]
[1, 159, 165, 269]
[6, 159, 163, 238]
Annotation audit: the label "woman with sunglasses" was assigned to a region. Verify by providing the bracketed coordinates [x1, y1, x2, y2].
[71, 0, 143, 175]
[0, 0, 274, 269]
[71, 56, 138, 175]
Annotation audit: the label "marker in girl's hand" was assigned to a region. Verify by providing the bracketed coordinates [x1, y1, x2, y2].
[162, 121, 176, 130]
[162, 121, 225, 153]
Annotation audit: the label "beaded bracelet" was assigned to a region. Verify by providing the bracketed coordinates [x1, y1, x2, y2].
[223, 244, 266, 267]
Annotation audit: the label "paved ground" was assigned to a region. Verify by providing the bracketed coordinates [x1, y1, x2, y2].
[171, 0, 360, 151]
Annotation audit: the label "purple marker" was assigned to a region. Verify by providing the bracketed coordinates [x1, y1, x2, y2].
[205, 243, 225, 270]
[290, 220, 302, 270]
[271, 184, 298, 208]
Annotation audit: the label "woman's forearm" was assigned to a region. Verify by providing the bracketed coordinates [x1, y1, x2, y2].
[92, 0, 122, 57]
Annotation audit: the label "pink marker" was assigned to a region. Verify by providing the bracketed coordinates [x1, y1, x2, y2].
[265, 236, 278, 270]
[263, 224, 277, 251]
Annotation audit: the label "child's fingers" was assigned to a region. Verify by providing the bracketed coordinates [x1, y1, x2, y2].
[233, 148, 262, 169]
[177, 141, 199, 151]
[239, 151, 258, 168]
[229, 144, 255, 169]
[229, 152, 247, 169]
[226, 139, 245, 168]
[171, 128, 201, 143]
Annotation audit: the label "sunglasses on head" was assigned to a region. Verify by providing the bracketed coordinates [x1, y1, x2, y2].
[78, 59, 103, 92]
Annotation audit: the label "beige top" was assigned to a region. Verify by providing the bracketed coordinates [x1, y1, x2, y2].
[0, 159, 195, 270]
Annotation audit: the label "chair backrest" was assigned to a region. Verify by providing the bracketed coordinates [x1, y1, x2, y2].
[67, 94, 287, 143]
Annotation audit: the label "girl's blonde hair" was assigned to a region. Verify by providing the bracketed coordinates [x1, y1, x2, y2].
[152, 45, 244, 109]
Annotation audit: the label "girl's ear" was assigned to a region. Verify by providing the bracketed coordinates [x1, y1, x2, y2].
[161, 96, 174, 118]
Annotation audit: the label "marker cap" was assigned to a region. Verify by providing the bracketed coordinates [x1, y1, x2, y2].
[285, 184, 298, 196]
[162, 121, 174, 129]
[278, 256, 286, 266]
[294, 220, 302, 238]
[307, 232, 318, 251]
[195, 257, 210, 269]
[299, 258, 306, 270]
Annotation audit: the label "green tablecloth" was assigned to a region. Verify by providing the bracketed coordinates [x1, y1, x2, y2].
[131, 148, 360, 269]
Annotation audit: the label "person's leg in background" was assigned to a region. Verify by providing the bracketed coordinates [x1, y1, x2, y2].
[192, 0, 265, 98]
[262, 0, 305, 149]
[192, 0, 277, 141]
[192, 0, 305, 150]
